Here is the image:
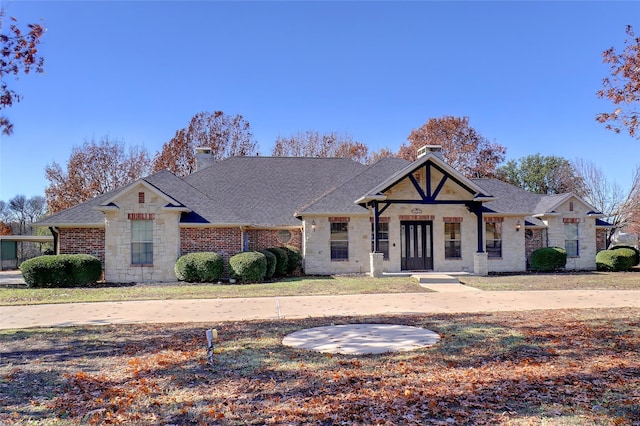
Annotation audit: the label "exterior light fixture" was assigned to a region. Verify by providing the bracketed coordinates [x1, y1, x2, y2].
[515, 220, 521, 232]
[311, 220, 316, 232]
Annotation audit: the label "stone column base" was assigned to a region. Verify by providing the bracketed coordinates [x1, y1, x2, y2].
[473, 252, 488, 276]
[370, 252, 384, 277]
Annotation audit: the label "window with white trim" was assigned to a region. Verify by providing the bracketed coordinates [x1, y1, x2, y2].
[131, 220, 153, 265]
[564, 222, 579, 257]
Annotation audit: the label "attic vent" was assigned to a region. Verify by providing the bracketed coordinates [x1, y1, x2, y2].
[417, 145, 444, 159]
[138, 192, 145, 204]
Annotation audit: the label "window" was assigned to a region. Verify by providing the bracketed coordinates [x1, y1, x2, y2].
[444, 222, 461, 258]
[564, 222, 579, 257]
[486, 222, 502, 258]
[131, 220, 153, 265]
[371, 222, 389, 260]
[138, 192, 145, 204]
[330, 222, 349, 260]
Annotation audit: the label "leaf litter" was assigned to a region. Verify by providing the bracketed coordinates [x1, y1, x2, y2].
[1, 308, 638, 425]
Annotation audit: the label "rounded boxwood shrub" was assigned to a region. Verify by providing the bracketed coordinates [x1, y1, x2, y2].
[529, 247, 567, 272]
[596, 247, 637, 271]
[229, 251, 267, 283]
[283, 245, 302, 275]
[609, 245, 639, 266]
[265, 247, 289, 277]
[175, 252, 224, 282]
[260, 249, 277, 279]
[20, 254, 102, 288]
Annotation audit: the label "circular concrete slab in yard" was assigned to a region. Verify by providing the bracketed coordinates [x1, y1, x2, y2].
[282, 324, 440, 355]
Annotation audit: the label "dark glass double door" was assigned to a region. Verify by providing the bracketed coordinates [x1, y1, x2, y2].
[401, 221, 433, 271]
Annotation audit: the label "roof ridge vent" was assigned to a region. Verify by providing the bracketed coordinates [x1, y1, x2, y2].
[417, 145, 444, 159]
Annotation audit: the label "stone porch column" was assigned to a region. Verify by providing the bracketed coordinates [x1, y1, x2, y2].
[370, 252, 384, 277]
[473, 252, 488, 276]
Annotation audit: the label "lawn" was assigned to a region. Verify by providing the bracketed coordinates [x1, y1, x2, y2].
[0, 275, 430, 306]
[460, 268, 640, 291]
[2, 270, 640, 306]
[1, 308, 638, 424]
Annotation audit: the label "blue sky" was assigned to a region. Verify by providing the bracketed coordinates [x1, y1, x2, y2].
[1, 1, 640, 202]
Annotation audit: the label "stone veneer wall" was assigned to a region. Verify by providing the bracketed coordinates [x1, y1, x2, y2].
[246, 229, 302, 251]
[58, 227, 106, 265]
[103, 187, 182, 283]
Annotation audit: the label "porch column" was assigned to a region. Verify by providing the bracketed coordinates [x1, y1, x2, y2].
[470, 202, 484, 253]
[372, 201, 380, 252]
[370, 252, 384, 277]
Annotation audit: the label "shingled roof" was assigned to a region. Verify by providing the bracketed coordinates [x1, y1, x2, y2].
[38, 156, 601, 228]
[185, 156, 367, 226]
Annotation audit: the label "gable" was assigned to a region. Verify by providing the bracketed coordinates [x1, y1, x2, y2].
[357, 153, 492, 205]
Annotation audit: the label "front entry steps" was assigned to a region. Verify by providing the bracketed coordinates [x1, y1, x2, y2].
[411, 273, 481, 292]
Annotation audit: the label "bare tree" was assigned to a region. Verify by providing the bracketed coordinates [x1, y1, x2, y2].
[271, 131, 370, 164]
[571, 159, 640, 246]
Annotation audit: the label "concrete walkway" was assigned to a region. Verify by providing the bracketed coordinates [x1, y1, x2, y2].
[2, 290, 640, 330]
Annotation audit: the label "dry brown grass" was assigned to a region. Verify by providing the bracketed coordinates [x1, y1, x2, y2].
[1, 308, 639, 425]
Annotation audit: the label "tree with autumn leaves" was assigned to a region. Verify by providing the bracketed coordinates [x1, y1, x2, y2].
[0, 10, 45, 136]
[153, 111, 259, 177]
[398, 116, 507, 178]
[597, 25, 640, 139]
[45, 136, 152, 214]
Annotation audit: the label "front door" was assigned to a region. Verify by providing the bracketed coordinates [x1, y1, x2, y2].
[401, 221, 433, 270]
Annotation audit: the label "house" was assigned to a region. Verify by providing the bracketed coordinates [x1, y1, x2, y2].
[36, 146, 610, 282]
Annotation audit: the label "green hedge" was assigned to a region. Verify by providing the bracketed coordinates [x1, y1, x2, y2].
[596, 248, 637, 272]
[609, 245, 639, 266]
[20, 254, 102, 288]
[529, 247, 567, 272]
[175, 252, 224, 282]
[229, 251, 267, 283]
[283, 245, 302, 275]
[260, 249, 277, 280]
[265, 247, 289, 277]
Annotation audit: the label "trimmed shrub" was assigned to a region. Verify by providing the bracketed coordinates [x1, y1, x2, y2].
[283, 245, 302, 275]
[260, 249, 277, 280]
[229, 251, 267, 283]
[609, 245, 639, 266]
[529, 247, 567, 272]
[265, 247, 289, 277]
[175, 252, 224, 282]
[596, 248, 637, 272]
[70, 254, 103, 285]
[20, 254, 102, 288]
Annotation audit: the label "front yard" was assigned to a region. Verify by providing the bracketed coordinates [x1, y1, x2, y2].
[1, 308, 639, 424]
[1, 270, 638, 306]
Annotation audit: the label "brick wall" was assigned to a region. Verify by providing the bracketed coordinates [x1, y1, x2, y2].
[247, 229, 302, 252]
[525, 229, 546, 262]
[59, 227, 106, 265]
[596, 228, 607, 252]
[180, 227, 242, 263]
